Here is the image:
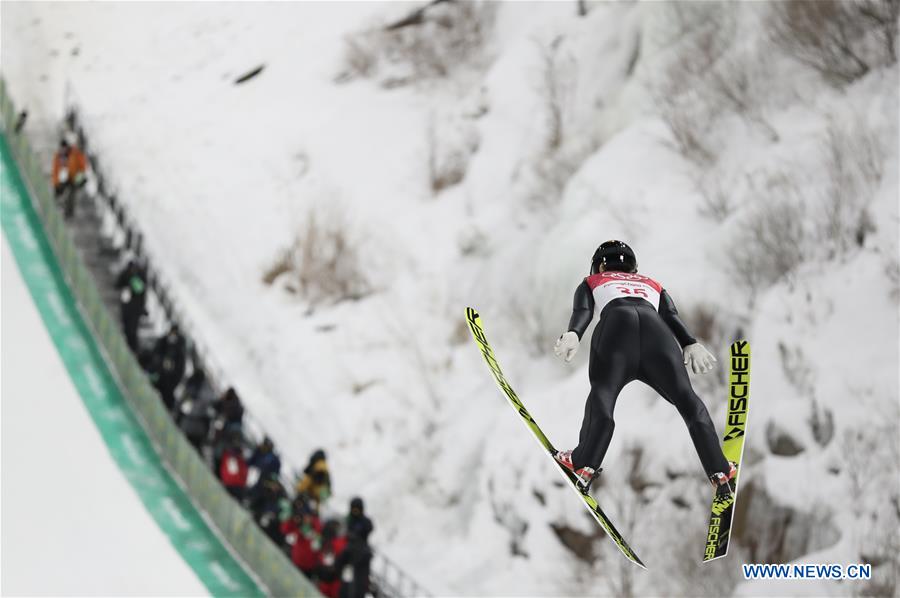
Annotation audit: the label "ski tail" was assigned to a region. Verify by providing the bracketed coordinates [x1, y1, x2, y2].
[703, 340, 750, 562]
[465, 307, 646, 569]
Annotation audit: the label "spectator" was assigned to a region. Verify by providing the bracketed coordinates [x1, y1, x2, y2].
[285, 506, 323, 578]
[137, 346, 159, 378]
[249, 436, 281, 479]
[182, 366, 208, 400]
[248, 471, 287, 544]
[335, 535, 372, 598]
[282, 494, 311, 530]
[276, 487, 297, 530]
[215, 387, 245, 426]
[211, 388, 245, 469]
[345, 497, 373, 544]
[213, 422, 245, 475]
[151, 324, 187, 411]
[336, 533, 373, 598]
[51, 138, 88, 219]
[296, 449, 331, 508]
[115, 258, 147, 351]
[317, 519, 348, 598]
[281, 496, 312, 553]
[219, 437, 248, 502]
[336, 498, 374, 598]
[176, 369, 216, 452]
[280, 510, 301, 557]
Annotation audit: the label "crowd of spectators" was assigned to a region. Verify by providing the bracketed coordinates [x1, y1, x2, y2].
[48, 127, 376, 598]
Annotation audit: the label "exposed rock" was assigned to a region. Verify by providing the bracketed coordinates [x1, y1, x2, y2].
[809, 400, 835, 447]
[735, 481, 841, 563]
[671, 495, 691, 510]
[550, 522, 601, 563]
[766, 420, 806, 456]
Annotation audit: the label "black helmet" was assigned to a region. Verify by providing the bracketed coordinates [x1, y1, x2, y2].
[591, 240, 637, 274]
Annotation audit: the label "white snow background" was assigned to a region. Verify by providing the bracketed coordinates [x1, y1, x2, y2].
[2, 2, 898, 596]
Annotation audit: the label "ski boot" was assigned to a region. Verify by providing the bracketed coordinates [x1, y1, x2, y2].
[709, 461, 738, 498]
[554, 450, 601, 493]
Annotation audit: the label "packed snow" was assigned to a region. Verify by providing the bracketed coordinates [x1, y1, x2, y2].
[2, 2, 897, 595]
[0, 234, 208, 596]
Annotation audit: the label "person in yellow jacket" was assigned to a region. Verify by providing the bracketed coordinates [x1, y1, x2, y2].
[295, 449, 331, 509]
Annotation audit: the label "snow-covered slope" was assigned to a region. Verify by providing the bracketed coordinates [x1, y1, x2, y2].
[0, 235, 208, 596]
[3, 2, 897, 595]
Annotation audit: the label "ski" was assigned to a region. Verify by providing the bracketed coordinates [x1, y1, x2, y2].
[702, 340, 751, 562]
[465, 307, 646, 569]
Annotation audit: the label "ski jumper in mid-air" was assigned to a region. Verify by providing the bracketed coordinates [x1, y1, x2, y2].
[553, 240, 736, 495]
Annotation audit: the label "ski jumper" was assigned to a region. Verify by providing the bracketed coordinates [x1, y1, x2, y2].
[566, 272, 729, 476]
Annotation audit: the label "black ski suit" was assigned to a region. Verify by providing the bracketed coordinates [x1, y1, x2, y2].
[566, 271, 728, 477]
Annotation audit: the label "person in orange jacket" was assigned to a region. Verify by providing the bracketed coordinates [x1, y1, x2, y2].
[51, 139, 88, 219]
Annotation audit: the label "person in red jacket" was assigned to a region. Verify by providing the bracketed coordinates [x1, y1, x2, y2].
[292, 533, 320, 578]
[219, 440, 248, 502]
[281, 498, 324, 578]
[291, 517, 323, 577]
[280, 514, 300, 550]
[317, 520, 348, 598]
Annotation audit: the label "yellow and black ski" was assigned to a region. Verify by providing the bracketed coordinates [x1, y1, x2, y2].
[702, 340, 750, 562]
[465, 307, 646, 569]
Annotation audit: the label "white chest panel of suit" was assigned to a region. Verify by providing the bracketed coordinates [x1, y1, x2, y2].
[585, 272, 663, 316]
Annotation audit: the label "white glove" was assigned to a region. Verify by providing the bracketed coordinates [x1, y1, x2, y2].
[683, 343, 717, 374]
[554, 331, 580, 363]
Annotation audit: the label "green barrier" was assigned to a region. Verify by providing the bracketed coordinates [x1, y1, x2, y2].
[1, 77, 321, 598]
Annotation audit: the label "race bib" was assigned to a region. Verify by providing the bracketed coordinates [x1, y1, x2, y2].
[585, 271, 662, 313]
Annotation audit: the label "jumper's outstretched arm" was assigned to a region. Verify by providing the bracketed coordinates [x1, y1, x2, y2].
[568, 280, 594, 340]
[554, 281, 594, 363]
[658, 289, 696, 348]
[661, 289, 717, 374]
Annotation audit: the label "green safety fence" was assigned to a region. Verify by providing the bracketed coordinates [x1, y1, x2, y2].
[0, 77, 320, 598]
